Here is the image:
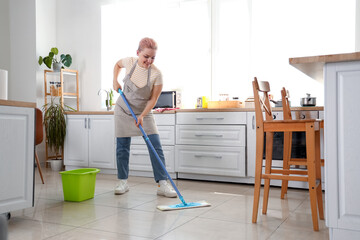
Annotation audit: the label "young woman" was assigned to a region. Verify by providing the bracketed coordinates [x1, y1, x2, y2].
[113, 37, 176, 198]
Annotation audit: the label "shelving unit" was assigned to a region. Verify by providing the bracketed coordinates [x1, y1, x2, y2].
[44, 69, 79, 166]
[44, 69, 79, 110]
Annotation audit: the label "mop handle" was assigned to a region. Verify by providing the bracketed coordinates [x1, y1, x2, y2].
[118, 88, 186, 205]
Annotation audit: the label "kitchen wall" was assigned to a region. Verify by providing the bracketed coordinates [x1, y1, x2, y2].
[52, 0, 104, 111]
[0, 0, 36, 102]
[0, 0, 10, 73]
[357, 0, 360, 51]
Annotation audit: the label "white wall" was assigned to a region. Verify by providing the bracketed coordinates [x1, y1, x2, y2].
[0, 0, 10, 72]
[0, 0, 36, 102]
[56, 0, 104, 111]
[8, 0, 37, 102]
[36, 0, 56, 108]
[357, 0, 360, 51]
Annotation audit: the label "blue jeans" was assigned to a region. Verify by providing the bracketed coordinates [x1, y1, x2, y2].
[116, 134, 167, 182]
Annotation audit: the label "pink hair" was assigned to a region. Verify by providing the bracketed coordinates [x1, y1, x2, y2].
[138, 37, 158, 51]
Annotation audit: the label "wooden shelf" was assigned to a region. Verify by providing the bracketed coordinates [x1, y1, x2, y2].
[44, 69, 79, 167]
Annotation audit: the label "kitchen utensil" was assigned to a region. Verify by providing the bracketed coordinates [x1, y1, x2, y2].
[118, 88, 211, 211]
[300, 93, 316, 106]
[270, 99, 282, 107]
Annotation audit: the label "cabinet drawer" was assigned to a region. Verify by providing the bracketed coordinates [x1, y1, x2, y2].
[154, 113, 175, 125]
[132, 125, 175, 145]
[175, 145, 245, 177]
[176, 125, 245, 147]
[176, 112, 246, 125]
[129, 145, 175, 173]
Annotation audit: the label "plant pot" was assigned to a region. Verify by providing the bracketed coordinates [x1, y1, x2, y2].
[48, 160, 63, 171]
[53, 63, 62, 72]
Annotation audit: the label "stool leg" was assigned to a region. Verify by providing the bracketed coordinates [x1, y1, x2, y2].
[252, 130, 265, 223]
[262, 132, 273, 215]
[315, 130, 324, 220]
[35, 151, 45, 184]
[306, 123, 319, 231]
[281, 131, 292, 199]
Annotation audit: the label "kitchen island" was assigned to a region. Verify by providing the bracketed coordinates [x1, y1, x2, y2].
[0, 100, 35, 215]
[290, 52, 360, 239]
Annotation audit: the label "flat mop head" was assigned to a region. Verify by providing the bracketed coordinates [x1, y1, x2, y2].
[157, 200, 211, 211]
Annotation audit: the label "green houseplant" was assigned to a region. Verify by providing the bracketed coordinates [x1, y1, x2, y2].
[38, 47, 72, 71]
[42, 99, 74, 159]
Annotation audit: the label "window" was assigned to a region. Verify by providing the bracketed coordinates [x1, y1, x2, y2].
[101, 0, 355, 108]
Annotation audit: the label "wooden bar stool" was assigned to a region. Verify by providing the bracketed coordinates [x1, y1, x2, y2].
[280, 87, 324, 199]
[251, 78, 323, 231]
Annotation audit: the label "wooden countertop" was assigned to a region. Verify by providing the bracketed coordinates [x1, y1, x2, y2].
[65, 106, 323, 115]
[289, 52, 360, 81]
[0, 99, 36, 108]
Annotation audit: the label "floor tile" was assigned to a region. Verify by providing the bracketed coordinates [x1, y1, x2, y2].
[45, 227, 151, 240]
[157, 217, 276, 240]
[15, 202, 120, 227]
[8, 217, 74, 240]
[82, 209, 195, 238]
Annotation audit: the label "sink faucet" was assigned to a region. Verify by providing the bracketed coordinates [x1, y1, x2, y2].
[98, 89, 112, 110]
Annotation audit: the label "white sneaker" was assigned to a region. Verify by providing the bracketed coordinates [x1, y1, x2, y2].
[157, 180, 177, 198]
[114, 179, 129, 195]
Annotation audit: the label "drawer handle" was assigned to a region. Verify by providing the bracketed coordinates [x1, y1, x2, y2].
[195, 117, 225, 120]
[195, 154, 222, 159]
[195, 134, 223, 137]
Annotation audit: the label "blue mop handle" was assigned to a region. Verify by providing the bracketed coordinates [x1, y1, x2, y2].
[118, 88, 186, 205]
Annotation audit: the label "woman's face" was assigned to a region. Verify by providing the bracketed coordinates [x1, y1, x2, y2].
[137, 48, 156, 69]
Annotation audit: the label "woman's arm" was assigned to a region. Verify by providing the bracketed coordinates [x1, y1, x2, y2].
[136, 84, 163, 127]
[113, 59, 124, 91]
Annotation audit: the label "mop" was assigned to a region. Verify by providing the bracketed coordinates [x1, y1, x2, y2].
[118, 88, 211, 211]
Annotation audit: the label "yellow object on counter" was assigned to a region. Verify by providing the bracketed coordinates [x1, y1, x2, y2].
[202, 96, 208, 108]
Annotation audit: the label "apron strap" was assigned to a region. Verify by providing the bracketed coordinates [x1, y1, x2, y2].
[128, 60, 138, 77]
[147, 66, 152, 87]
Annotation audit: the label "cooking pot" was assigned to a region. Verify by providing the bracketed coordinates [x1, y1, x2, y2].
[270, 99, 291, 107]
[300, 93, 316, 106]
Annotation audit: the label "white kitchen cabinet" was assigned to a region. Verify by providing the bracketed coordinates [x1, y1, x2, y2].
[64, 114, 115, 169]
[176, 125, 245, 147]
[176, 145, 245, 177]
[246, 112, 256, 177]
[325, 61, 360, 239]
[0, 105, 34, 214]
[129, 113, 176, 175]
[176, 112, 246, 178]
[176, 112, 246, 125]
[246, 111, 290, 177]
[129, 145, 175, 172]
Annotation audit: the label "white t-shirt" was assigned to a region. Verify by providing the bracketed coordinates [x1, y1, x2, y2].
[122, 57, 163, 91]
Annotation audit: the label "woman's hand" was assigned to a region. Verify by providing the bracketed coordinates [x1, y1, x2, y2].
[113, 81, 121, 92]
[135, 115, 144, 128]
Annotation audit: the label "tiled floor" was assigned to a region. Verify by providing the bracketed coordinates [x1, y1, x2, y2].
[7, 168, 329, 240]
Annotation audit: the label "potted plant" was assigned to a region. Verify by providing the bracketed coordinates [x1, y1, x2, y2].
[38, 47, 72, 72]
[42, 98, 74, 170]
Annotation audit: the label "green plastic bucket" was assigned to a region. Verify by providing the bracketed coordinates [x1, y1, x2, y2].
[60, 168, 100, 202]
